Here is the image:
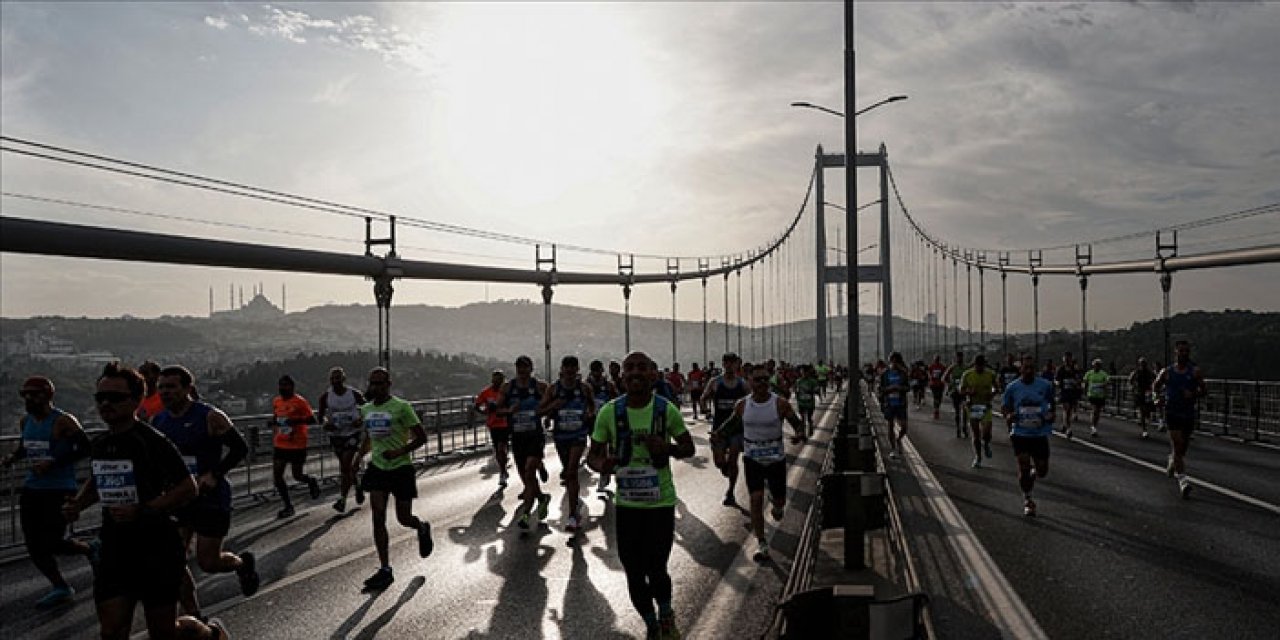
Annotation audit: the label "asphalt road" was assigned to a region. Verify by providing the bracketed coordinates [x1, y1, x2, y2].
[896, 401, 1280, 640]
[0, 399, 841, 640]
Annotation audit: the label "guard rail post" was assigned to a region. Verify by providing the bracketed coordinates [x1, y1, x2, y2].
[245, 425, 258, 501]
[1254, 380, 1262, 441]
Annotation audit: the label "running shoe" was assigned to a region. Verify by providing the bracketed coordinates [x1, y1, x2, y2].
[889, 450, 899, 460]
[499, 469, 509, 487]
[971, 456, 981, 469]
[565, 514, 580, 532]
[596, 474, 610, 493]
[770, 503, 785, 521]
[207, 617, 231, 640]
[722, 492, 737, 507]
[537, 465, 549, 483]
[1141, 430, 1149, 439]
[85, 537, 102, 574]
[307, 477, 321, 500]
[1023, 498, 1037, 517]
[236, 551, 260, 597]
[355, 483, 365, 505]
[333, 497, 347, 513]
[518, 510, 531, 530]
[418, 521, 434, 558]
[984, 442, 993, 459]
[752, 539, 770, 562]
[34, 585, 74, 609]
[1166, 456, 1175, 478]
[961, 427, 969, 438]
[362, 567, 394, 591]
[1065, 427, 1074, 441]
[1179, 478, 1192, 500]
[1090, 426, 1099, 437]
[277, 506, 295, 519]
[536, 494, 551, 521]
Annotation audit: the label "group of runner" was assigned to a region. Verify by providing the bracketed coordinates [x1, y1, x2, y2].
[873, 340, 1207, 515]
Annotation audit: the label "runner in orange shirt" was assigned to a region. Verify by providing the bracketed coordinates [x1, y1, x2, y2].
[136, 361, 165, 423]
[267, 375, 319, 518]
[475, 370, 511, 487]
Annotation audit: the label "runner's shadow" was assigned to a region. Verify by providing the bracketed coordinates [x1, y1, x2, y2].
[448, 488, 508, 564]
[353, 575, 426, 640]
[226, 511, 309, 550]
[254, 513, 347, 583]
[465, 536, 555, 639]
[331, 589, 386, 640]
[548, 537, 629, 639]
[588, 496, 623, 572]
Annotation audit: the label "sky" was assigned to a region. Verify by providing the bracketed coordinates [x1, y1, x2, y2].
[2, 1, 1278, 335]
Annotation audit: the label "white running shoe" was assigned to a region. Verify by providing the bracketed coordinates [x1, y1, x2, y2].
[971, 456, 981, 469]
[499, 469, 509, 487]
[752, 539, 769, 562]
[770, 504, 785, 521]
[1179, 478, 1192, 500]
[1023, 498, 1037, 517]
[1090, 426, 1098, 437]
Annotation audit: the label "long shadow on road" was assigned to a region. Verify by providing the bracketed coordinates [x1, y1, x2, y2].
[353, 575, 426, 640]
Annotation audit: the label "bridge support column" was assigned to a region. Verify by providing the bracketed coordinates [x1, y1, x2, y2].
[815, 146, 828, 363]
[700, 264, 709, 367]
[977, 252, 986, 354]
[1076, 244, 1093, 364]
[1029, 250, 1043, 366]
[537, 244, 557, 380]
[999, 252, 1010, 356]
[373, 274, 394, 370]
[1157, 231, 1178, 367]
[619, 254, 633, 354]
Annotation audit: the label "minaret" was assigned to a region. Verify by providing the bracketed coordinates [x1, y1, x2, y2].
[229, 284, 234, 310]
[239, 286, 244, 308]
[282, 283, 287, 314]
[209, 287, 214, 317]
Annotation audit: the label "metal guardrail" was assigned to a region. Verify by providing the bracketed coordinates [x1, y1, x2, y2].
[0, 395, 490, 550]
[1101, 378, 1278, 441]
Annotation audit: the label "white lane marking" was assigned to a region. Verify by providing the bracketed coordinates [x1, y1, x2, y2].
[1053, 433, 1280, 516]
[684, 397, 841, 639]
[901, 436, 1049, 640]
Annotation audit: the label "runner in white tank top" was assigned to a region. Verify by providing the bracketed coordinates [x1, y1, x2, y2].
[318, 367, 366, 513]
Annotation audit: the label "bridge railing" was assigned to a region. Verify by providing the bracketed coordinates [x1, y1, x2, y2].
[0, 395, 489, 550]
[1102, 378, 1278, 440]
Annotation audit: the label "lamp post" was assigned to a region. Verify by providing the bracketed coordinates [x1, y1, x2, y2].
[791, 95, 907, 119]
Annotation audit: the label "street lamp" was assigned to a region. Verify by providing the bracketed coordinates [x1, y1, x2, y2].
[823, 200, 882, 214]
[791, 95, 907, 119]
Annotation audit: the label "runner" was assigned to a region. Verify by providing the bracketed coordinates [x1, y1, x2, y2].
[711, 364, 806, 562]
[1001, 356, 1056, 517]
[832, 364, 845, 393]
[500, 355, 552, 530]
[355, 367, 434, 591]
[474, 370, 511, 487]
[1082, 358, 1110, 437]
[1056, 352, 1083, 437]
[960, 355, 999, 468]
[586, 360, 619, 494]
[609, 360, 624, 392]
[63, 362, 227, 640]
[540, 356, 596, 532]
[137, 360, 165, 423]
[1153, 340, 1206, 499]
[685, 363, 707, 422]
[815, 360, 831, 394]
[700, 352, 749, 507]
[943, 352, 968, 438]
[267, 375, 320, 519]
[0, 376, 92, 609]
[665, 363, 686, 406]
[879, 352, 911, 459]
[318, 366, 366, 512]
[151, 365, 259, 621]
[791, 365, 820, 442]
[927, 355, 947, 420]
[997, 353, 1021, 393]
[909, 361, 928, 408]
[1128, 357, 1157, 438]
[588, 351, 695, 640]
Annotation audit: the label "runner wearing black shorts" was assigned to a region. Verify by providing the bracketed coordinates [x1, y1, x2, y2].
[501, 355, 551, 529]
[318, 367, 366, 512]
[1154, 341, 1206, 499]
[1002, 356, 1056, 517]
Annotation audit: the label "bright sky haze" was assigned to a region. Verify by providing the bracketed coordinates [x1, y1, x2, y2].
[2, 2, 1278, 333]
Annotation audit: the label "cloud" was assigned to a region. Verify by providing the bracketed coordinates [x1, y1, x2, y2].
[204, 5, 426, 69]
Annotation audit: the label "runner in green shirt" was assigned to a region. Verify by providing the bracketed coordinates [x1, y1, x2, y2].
[589, 351, 695, 640]
[960, 355, 999, 468]
[355, 367, 433, 592]
[1083, 359, 1111, 438]
[793, 366, 820, 442]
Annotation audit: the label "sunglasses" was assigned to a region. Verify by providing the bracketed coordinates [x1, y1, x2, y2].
[93, 391, 133, 404]
[18, 390, 48, 399]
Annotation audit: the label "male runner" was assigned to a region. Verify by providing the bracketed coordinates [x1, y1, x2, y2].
[927, 355, 948, 420]
[151, 365, 259, 621]
[1001, 356, 1056, 517]
[0, 376, 92, 608]
[586, 360, 619, 494]
[540, 356, 596, 531]
[356, 367, 433, 590]
[909, 361, 928, 408]
[685, 363, 706, 421]
[137, 360, 165, 423]
[700, 352, 749, 507]
[1056, 352, 1083, 436]
[1153, 341, 1206, 499]
[1082, 358, 1110, 437]
[609, 360, 624, 391]
[791, 365, 820, 442]
[268, 375, 320, 518]
[1128, 357, 1157, 438]
[960, 355, 999, 468]
[63, 362, 226, 640]
[997, 354, 1021, 392]
[475, 370, 511, 486]
[318, 366, 366, 512]
[588, 351, 694, 640]
[815, 360, 831, 394]
[943, 352, 967, 437]
[712, 365, 805, 562]
[501, 355, 551, 530]
[665, 363, 686, 405]
[879, 353, 911, 459]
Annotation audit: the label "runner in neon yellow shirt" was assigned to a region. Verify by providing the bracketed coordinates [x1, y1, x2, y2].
[589, 351, 695, 639]
[1082, 359, 1111, 438]
[960, 355, 999, 468]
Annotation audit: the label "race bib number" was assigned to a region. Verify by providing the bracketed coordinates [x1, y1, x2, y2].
[1064, 379, 1078, 389]
[93, 460, 138, 505]
[1018, 406, 1043, 429]
[798, 391, 814, 402]
[512, 410, 538, 432]
[24, 439, 51, 462]
[334, 413, 355, 429]
[1089, 384, 1105, 396]
[278, 425, 292, 436]
[555, 410, 584, 432]
[745, 438, 785, 464]
[886, 391, 903, 407]
[969, 404, 988, 420]
[616, 466, 661, 503]
[365, 412, 393, 439]
[182, 455, 198, 475]
[716, 399, 737, 411]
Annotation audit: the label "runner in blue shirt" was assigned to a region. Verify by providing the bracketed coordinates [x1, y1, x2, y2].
[1001, 356, 1057, 517]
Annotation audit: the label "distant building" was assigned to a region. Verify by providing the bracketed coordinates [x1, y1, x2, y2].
[211, 292, 285, 322]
